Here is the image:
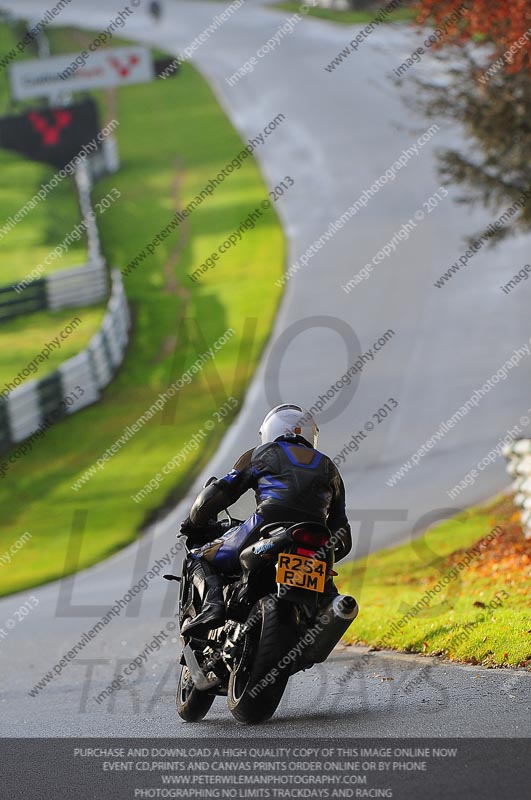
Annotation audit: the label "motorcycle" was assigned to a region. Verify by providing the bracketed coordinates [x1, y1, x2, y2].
[148, 1, 162, 21]
[168, 484, 358, 724]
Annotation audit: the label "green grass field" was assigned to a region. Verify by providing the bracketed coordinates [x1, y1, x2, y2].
[273, 1, 417, 25]
[337, 496, 531, 668]
[0, 27, 284, 596]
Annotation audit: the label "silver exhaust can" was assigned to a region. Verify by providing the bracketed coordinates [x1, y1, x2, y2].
[300, 595, 359, 665]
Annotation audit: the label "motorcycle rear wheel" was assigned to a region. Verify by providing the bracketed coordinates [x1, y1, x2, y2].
[228, 596, 290, 724]
[176, 665, 215, 722]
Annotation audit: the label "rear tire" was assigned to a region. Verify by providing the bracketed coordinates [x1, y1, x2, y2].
[176, 665, 215, 722]
[228, 597, 290, 724]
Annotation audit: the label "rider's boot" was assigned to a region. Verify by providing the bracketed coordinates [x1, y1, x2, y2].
[181, 560, 225, 635]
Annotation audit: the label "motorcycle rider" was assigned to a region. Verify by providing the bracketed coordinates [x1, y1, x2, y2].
[148, 1, 162, 21]
[180, 404, 352, 635]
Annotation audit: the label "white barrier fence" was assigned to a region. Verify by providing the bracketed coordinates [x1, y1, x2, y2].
[1, 136, 119, 320]
[504, 439, 531, 540]
[4, 270, 130, 445]
[75, 136, 120, 263]
[0, 137, 128, 453]
[45, 258, 109, 311]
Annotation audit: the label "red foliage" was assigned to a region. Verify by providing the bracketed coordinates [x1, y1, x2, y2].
[445, 496, 531, 581]
[416, 0, 531, 73]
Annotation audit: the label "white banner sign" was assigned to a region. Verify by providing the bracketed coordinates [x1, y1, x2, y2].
[10, 46, 154, 100]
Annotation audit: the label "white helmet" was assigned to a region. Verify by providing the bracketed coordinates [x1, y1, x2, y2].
[259, 404, 319, 448]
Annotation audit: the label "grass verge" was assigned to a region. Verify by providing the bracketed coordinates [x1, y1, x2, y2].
[0, 27, 284, 596]
[337, 495, 531, 669]
[273, 1, 417, 25]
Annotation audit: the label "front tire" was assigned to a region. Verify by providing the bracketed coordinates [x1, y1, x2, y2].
[228, 597, 290, 724]
[176, 665, 215, 722]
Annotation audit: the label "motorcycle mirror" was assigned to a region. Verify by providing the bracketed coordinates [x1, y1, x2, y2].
[203, 476, 217, 488]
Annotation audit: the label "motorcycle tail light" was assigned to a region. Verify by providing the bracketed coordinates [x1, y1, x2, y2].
[292, 528, 329, 547]
[296, 547, 316, 557]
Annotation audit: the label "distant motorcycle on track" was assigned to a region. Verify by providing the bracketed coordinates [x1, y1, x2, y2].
[166, 483, 359, 724]
[148, 1, 162, 21]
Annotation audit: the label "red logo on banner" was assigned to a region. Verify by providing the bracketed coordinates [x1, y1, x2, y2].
[108, 54, 141, 78]
[28, 110, 72, 146]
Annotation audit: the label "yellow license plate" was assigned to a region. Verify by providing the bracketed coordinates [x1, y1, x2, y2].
[277, 553, 326, 593]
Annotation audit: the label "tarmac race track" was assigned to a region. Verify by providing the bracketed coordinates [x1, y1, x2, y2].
[1, 0, 530, 738]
